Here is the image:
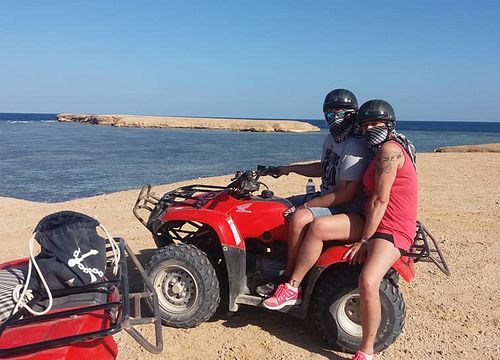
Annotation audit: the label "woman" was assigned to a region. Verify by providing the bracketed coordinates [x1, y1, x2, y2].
[344, 99, 417, 360]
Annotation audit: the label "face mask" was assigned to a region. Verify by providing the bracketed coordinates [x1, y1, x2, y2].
[363, 124, 389, 147]
[325, 110, 355, 142]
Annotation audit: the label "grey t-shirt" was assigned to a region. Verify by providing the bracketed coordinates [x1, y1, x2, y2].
[320, 134, 371, 213]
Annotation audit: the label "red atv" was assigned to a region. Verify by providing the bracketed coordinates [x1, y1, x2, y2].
[133, 166, 449, 354]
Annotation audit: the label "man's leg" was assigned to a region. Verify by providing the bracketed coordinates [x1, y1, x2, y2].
[256, 207, 313, 297]
[290, 213, 364, 285]
[285, 208, 314, 276]
[263, 212, 364, 310]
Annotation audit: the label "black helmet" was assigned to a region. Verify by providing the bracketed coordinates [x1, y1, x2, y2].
[357, 100, 396, 126]
[323, 89, 358, 113]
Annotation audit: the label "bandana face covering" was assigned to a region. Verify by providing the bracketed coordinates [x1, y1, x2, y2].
[362, 122, 418, 168]
[363, 124, 389, 147]
[325, 110, 355, 143]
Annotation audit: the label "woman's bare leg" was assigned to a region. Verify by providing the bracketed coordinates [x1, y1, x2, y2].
[290, 213, 364, 284]
[358, 238, 401, 355]
[285, 208, 314, 276]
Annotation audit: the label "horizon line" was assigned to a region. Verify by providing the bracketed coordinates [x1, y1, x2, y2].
[0, 111, 499, 123]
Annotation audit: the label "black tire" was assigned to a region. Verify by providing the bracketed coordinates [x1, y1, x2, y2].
[145, 243, 220, 328]
[311, 266, 405, 354]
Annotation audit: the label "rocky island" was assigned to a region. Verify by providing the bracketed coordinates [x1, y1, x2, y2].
[57, 114, 321, 133]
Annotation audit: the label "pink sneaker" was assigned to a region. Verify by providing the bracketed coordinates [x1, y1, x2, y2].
[352, 351, 374, 360]
[262, 283, 302, 310]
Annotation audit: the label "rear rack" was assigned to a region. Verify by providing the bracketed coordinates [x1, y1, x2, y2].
[402, 221, 450, 275]
[133, 184, 226, 227]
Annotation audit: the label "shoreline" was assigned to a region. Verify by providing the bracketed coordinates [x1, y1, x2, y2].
[57, 113, 321, 133]
[1, 149, 499, 204]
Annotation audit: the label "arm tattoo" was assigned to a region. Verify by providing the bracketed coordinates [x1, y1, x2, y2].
[376, 151, 403, 176]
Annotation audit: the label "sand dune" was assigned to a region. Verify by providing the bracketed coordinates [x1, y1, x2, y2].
[1, 152, 499, 359]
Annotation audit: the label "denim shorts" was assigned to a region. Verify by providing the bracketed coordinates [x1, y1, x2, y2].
[287, 192, 321, 208]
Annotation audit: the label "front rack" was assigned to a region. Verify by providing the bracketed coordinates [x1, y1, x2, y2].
[0, 238, 163, 357]
[402, 221, 450, 275]
[133, 184, 226, 227]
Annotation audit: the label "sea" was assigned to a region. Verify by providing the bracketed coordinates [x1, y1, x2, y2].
[1, 113, 499, 203]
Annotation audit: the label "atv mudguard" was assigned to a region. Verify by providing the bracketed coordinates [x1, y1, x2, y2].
[316, 246, 415, 282]
[284, 246, 415, 319]
[158, 207, 247, 312]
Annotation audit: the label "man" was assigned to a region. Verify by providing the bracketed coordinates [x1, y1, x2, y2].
[258, 89, 371, 306]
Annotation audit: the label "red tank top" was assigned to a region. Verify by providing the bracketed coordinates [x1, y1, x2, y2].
[362, 141, 418, 251]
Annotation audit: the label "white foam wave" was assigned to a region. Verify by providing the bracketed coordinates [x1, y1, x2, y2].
[5, 120, 56, 124]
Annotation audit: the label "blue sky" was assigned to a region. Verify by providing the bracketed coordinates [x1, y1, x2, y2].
[0, 1, 499, 121]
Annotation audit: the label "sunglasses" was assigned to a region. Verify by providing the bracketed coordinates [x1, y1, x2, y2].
[325, 109, 355, 121]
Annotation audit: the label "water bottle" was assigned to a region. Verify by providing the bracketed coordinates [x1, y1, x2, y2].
[306, 178, 316, 194]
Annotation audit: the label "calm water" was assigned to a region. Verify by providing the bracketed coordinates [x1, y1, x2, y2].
[1, 113, 499, 202]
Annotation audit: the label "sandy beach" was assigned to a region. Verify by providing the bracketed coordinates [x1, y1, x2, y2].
[1, 152, 499, 359]
[434, 143, 500, 153]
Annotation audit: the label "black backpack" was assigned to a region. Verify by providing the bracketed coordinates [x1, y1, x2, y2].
[28, 211, 109, 291]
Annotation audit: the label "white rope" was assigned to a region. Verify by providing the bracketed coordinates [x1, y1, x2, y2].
[10, 219, 119, 319]
[99, 224, 120, 275]
[11, 233, 53, 316]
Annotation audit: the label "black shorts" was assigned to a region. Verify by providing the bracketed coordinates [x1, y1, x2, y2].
[371, 232, 405, 256]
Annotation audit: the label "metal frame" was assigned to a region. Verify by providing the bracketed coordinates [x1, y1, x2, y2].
[401, 221, 450, 275]
[0, 238, 163, 357]
[133, 184, 226, 227]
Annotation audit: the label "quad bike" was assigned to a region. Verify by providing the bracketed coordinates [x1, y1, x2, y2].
[0, 213, 163, 359]
[133, 166, 449, 354]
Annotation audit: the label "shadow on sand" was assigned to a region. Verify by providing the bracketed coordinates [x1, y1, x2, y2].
[128, 248, 349, 360]
[213, 306, 348, 360]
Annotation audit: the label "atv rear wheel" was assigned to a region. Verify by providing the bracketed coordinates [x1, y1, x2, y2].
[311, 266, 405, 353]
[145, 243, 220, 328]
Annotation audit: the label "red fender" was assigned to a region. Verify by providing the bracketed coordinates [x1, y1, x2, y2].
[316, 245, 415, 282]
[161, 207, 245, 249]
[391, 256, 415, 282]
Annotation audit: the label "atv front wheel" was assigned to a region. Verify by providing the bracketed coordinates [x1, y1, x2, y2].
[311, 266, 405, 353]
[145, 243, 220, 328]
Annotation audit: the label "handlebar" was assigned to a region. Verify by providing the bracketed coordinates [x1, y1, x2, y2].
[228, 165, 280, 196]
[256, 165, 281, 178]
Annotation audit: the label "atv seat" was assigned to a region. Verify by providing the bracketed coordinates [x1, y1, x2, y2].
[321, 221, 449, 276]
